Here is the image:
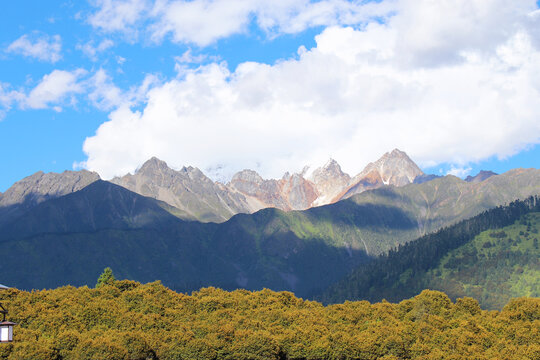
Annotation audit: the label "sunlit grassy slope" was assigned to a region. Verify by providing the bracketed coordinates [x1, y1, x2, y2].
[425, 212, 540, 309]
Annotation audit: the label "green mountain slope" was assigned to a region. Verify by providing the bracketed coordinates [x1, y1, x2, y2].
[320, 196, 540, 309]
[422, 212, 540, 309]
[345, 168, 540, 252]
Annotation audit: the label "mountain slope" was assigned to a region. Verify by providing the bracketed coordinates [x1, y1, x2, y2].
[0, 180, 185, 240]
[345, 168, 540, 239]
[465, 170, 497, 183]
[1, 168, 539, 298]
[424, 211, 540, 309]
[0, 169, 100, 226]
[0, 181, 372, 296]
[319, 196, 540, 309]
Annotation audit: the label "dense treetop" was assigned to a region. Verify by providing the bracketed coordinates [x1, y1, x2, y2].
[0, 280, 538, 360]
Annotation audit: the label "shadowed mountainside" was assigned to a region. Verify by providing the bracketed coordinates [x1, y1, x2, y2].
[0, 168, 538, 298]
[0, 170, 100, 226]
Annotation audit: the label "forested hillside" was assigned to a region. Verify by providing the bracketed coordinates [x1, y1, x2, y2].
[321, 196, 540, 308]
[0, 281, 538, 360]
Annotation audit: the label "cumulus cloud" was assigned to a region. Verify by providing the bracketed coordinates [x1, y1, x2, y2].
[24, 69, 86, 110]
[7, 33, 62, 63]
[81, 0, 540, 180]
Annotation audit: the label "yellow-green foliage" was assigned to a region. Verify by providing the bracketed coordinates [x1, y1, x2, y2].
[0, 282, 539, 360]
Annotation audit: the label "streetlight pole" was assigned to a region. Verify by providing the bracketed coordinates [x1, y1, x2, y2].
[0, 284, 15, 343]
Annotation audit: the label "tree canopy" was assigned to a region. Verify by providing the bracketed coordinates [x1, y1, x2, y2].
[0, 281, 538, 360]
[96, 267, 116, 288]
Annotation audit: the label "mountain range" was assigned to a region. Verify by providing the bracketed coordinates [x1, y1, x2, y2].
[0, 149, 455, 223]
[0, 149, 539, 300]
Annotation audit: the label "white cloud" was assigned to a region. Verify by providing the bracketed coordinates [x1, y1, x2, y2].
[7, 33, 62, 63]
[0, 83, 24, 120]
[24, 69, 86, 110]
[447, 166, 473, 178]
[88, 0, 396, 46]
[87, 69, 124, 110]
[392, 0, 535, 67]
[77, 39, 114, 61]
[81, 0, 540, 180]
[87, 69, 160, 111]
[0, 83, 23, 109]
[88, 0, 149, 36]
[0, 67, 154, 116]
[175, 49, 214, 64]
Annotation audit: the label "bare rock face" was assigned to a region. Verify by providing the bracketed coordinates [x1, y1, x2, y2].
[111, 150, 427, 222]
[308, 159, 351, 206]
[229, 170, 317, 211]
[229, 170, 284, 209]
[280, 172, 318, 210]
[0, 169, 100, 224]
[340, 149, 424, 200]
[111, 157, 253, 223]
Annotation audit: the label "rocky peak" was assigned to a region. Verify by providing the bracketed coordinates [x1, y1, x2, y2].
[112, 158, 255, 223]
[360, 149, 424, 186]
[340, 149, 424, 200]
[137, 157, 171, 175]
[386, 148, 409, 159]
[465, 170, 498, 183]
[309, 159, 349, 183]
[231, 169, 264, 185]
[0, 169, 101, 212]
[308, 159, 351, 206]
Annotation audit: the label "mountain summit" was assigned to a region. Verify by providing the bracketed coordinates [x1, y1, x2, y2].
[111, 158, 253, 223]
[340, 149, 424, 199]
[308, 159, 351, 206]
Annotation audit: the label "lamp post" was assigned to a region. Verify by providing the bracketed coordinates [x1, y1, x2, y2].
[0, 284, 16, 343]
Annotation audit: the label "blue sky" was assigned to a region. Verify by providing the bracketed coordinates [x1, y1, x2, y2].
[1, 0, 540, 191]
